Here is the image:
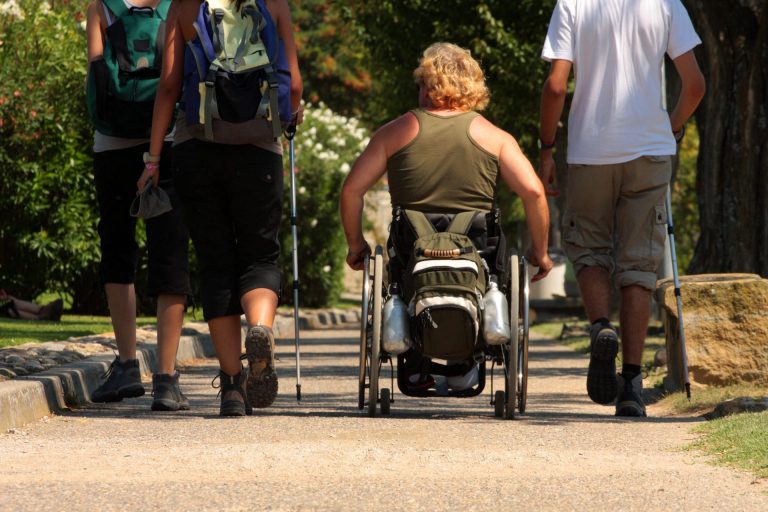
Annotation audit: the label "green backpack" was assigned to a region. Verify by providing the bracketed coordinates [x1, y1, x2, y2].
[402, 210, 489, 361]
[86, 0, 171, 138]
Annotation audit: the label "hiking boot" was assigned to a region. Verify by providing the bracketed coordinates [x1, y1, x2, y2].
[91, 357, 145, 403]
[151, 372, 190, 411]
[586, 321, 619, 405]
[214, 368, 252, 417]
[615, 373, 647, 417]
[244, 325, 278, 408]
[40, 298, 63, 321]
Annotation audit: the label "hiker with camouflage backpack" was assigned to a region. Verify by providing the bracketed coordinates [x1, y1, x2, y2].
[142, 0, 303, 417]
[86, 0, 192, 411]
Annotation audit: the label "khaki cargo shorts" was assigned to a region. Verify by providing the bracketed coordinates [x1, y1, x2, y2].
[562, 155, 672, 291]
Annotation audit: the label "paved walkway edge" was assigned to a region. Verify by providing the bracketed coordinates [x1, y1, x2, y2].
[1, 308, 360, 432]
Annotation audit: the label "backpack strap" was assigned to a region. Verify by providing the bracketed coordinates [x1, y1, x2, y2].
[102, 0, 128, 22]
[404, 210, 437, 238]
[446, 211, 480, 236]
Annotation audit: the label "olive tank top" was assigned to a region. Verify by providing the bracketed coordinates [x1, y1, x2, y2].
[386, 109, 499, 213]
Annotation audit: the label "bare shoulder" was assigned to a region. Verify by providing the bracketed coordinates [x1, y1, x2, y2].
[372, 112, 420, 156]
[266, 0, 290, 21]
[469, 114, 514, 156]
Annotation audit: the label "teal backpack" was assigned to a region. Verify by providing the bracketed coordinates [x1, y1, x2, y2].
[86, 0, 171, 138]
[402, 210, 489, 361]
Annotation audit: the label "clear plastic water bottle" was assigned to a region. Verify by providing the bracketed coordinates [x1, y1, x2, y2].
[483, 276, 510, 345]
[382, 283, 412, 354]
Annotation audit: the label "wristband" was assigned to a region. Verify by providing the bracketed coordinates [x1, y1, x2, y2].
[144, 162, 160, 172]
[673, 125, 686, 144]
[537, 137, 556, 150]
[143, 152, 161, 164]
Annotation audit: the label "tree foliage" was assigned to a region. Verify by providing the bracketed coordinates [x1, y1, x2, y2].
[348, 0, 555, 140]
[293, 1, 372, 116]
[0, 1, 103, 311]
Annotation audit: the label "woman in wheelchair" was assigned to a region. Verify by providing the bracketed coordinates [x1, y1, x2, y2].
[340, 42, 553, 398]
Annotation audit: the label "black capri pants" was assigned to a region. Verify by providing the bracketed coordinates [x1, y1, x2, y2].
[172, 139, 283, 321]
[93, 142, 191, 298]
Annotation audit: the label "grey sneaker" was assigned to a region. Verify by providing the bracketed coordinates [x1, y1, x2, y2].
[587, 321, 619, 405]
[91, 357, 145, 403]
[214, 368, 253, 417]
[615, 373, 647, 417]
[151, 372, 190, 411]
[244, 325, 278, 408]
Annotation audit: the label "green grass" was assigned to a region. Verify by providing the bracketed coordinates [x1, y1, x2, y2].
[0, 315, 155, 348]
[659, 384, 768, 415]
[530, 320, 665, 374]
[687, 411, 768, 478]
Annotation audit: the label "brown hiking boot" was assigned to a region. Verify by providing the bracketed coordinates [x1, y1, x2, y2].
[214, 368, 252, 417]
[244, 325, 278, 408]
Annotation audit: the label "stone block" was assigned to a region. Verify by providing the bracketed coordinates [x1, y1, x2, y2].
[656, 273, 768, 391]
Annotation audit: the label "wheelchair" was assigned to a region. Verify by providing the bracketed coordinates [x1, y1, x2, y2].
[357, 208, 530, 419]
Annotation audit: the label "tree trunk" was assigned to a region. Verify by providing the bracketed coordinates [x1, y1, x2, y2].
[685, 0, 768, 276]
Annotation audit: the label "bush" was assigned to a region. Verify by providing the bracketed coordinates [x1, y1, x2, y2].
[0, 1, 104, 311]
[280, 102, 369, 307]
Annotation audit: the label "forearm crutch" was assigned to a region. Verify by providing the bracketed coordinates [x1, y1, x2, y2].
[665, 186, 691, 400]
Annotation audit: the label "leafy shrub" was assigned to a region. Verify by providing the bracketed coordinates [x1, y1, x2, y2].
[280, 102, 369, 307]
[0, 1, 105, 311]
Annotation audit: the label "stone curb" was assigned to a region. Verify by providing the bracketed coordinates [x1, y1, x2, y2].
[0, 308, 360, 433]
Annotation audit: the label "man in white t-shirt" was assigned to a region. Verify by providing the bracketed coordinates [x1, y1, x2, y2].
[539, 0, 705, 416]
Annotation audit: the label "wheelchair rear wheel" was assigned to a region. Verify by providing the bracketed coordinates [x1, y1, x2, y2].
[357, 255, 371, 410]
[518, 258, 530, 414]
[503, 254, 520, 419]
[358, 247, 384, 416]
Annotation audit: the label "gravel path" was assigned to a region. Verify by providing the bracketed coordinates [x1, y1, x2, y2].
[1, 329, 766, 511]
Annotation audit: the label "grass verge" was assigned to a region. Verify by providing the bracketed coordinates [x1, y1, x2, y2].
[687, 411, 768, 478]
[0, 315, 155, 348]
[530, 320, 665, 376]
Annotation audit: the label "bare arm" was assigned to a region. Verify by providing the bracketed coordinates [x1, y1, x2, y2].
[669, 50, 706, 134]
[86, 2, 104, 62]
[498, 135, 553, 282]
[272, 0, 303, 120]
[339, 134, 389, 270]
[538, 59, 571, 197]
[137, 2, 185, 190]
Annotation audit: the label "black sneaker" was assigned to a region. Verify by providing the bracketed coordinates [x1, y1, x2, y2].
[213, 369, 253, 417]
[586, 321, 619, 405]
[91, 357, 145, 403]
[244, 326, 278, 408]
[151, 372, 190, 411]
[615, 373, 647, 417]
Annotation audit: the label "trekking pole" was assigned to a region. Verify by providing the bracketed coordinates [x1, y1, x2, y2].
[665, 186, 691, 400]
[286, 123, 302, 401]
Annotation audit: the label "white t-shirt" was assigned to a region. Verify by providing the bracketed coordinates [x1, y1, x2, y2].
[542, 0, 701, 165]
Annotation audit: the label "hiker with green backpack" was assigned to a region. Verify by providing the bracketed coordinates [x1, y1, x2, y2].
[86, 0, 192, 411]
[142, 0, 303, 417]
[340, 43, 553, 390]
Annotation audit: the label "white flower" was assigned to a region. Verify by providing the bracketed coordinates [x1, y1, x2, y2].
[340, 163, 351, 174]
[310, 219, 318, 227]
[298, 186, 306, 195]
[322, 265, 331, 273]
[0, 0, 24, 18]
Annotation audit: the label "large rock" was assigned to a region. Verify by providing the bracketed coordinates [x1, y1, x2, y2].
[656, 274, 768, 391]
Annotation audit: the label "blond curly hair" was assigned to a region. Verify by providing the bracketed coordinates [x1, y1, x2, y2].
[413, 43, 490, 111]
